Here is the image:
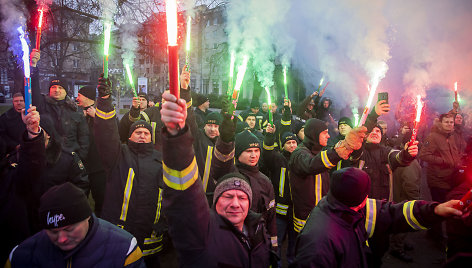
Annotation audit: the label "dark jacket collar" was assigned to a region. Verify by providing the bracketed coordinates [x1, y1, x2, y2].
[236, 160, 259, 173]
[63, 214, 98, 259]
[128, 140, 155, 156]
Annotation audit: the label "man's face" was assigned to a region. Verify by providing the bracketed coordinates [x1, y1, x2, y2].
[323, 100, 329, 108]
[367, 127, 382, 144]
[400, 125, 411, 135]
[271, 103, 277, 113]
[318, 129, 330, 147]
[139, 97, 148, 110]
[245, 116, 256, 129]
[45, 217, 90, 251]
[307, 101, 315, 111]
[338, 123, 352, 137]
[283, 140, 298, 153]
[250, 107, 259, 114]
[238, 147, 260, 166]
[201, 100, 210, 110]
[297, 127, 305, 141]
[204, 123, 220, 139]
[215, 190, 249, 231]
[49, 85, 67, 101]
[129, 127, 151, 143]
[76, 93, 93, 108]
[261, 103, 268, 112]
[378, 123, 387, 135]
[441, 116, 455, 132]
[455, 114, 463, 125]
[12, 96, 25, 112]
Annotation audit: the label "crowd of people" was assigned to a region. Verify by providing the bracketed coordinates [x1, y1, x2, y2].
[0, 48, 471, 267]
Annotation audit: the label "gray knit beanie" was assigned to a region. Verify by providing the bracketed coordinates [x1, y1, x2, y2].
[213, 173, 253, 206]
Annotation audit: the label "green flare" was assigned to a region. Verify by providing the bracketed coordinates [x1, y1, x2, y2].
[283, 66, 288, 98]
[265, 87, 273, 125]
[125, 64, 137, 97]
[316, 77, 324, 92]
[227, 51, 235, 98]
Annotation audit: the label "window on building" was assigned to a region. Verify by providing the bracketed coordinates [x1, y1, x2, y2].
[214, 17, 218, 25]
[73, 43, 79, 51]
[146, 58, 150, 64]
[213, 43, 217, 49]
[147, 68, 150, 74]
[154, 66, 159, 74]
[212, 80, 219, 94]
[73, 59, 79, 68]
[203, 79, 209, 93]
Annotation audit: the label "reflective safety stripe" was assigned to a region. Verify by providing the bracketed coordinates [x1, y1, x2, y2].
[163, 157, 199, 190]
[144, 234, 163, 245]
[96, 108, 116, 120]
[320, 150, 335, 168]
[293, 215, 307, 233]
[237, 114, 243, 122]
[315, 174, 322, 205]
[186, 99, 193, 108]
[141, 112, 150, 123]
[143, 244, 163, 256]
[120, 168, 135, 221]
[202, 146, 213, 192]
[151, 122, 157, 144]
[281, 119, 291, 126]
[365, 198, 377, 238]
[276, 203, 289, 216]
[337, 160, 342, 170]
[263, 142, 275, 151]
[214, 147, 234, 163]
[403, 201, 427, 230]
[124, 246, 143, 266]
[279, 168, 286, 197]
[154, 188, 163, 224]
[271, 236, 278, 247]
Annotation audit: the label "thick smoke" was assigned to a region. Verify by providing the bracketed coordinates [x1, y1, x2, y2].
[226, 0, 472, 116]
[99, 0, 117, 21]
[226, 0, 291, 88]
[120, 23, 139, 68]
[0, 0, 28, 62]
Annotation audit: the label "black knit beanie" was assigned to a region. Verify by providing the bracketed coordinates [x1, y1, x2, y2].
[213, 173, 253, 207]
[329, 168, 371, 207]
[39, 182, 92, 229]
[235, 130, 260, 159]
[128, 120, 153, 138]
[49, 78, 68, 93]
[338, 117, 353, 128]
[281, 132, 297, 147]
[78, 86, 97, 101]
[206, 112, 222, 125]
[292, 119, 305, 136]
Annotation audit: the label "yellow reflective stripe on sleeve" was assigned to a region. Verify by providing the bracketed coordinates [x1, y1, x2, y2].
[143, 244, 163, 256]
[202, 146, 214, 192]
[120, 168, 135, 221]
[124, 247, 143, 266]
[154, 188, 163, 224]
[140, 112, 150, 123]
[186, 99, 193, 108]
[214, 147, 235, 163]
[281, 119, 291, 126]
[337, 160, 342, 170]
[263, 142, 275, 151]
[144, 234, 163, 245]
[163, 157, 199, 190]
[315, 174, 322, 205]
[150, 122, 157, 144]
[293, 215, 307, 233]
[237, 115, 243, 122]
[279, 168, 286, 197]
[403, 201, 428, 230]
[320, 150, 335, 168]
[365, 198, 377, 238]
[96, 108, 116, 120]
[276, 203, 289, 216]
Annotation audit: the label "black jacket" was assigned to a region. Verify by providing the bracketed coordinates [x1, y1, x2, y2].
[211, 137, 278, 250]
[194, 107, 210, 129]
[262, 132, 293, 220]
[82, 110, 105, 174]
[31, 68, 89, 159]
[95, 97, 164, 256]
[193, 128, 217, 201]
[293, 195, 444, 267]
[162, 127, 272, 267]
[0, 131, 45, 263]
[0, 107, 25, 154]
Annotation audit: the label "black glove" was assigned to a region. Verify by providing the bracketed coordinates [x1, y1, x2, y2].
[220, 113, 236, 142]
[220, 97, 231, 116]
[97, 74, 111, 98]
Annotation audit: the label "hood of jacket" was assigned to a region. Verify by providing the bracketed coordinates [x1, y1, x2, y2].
[302, 118, 328, 152]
